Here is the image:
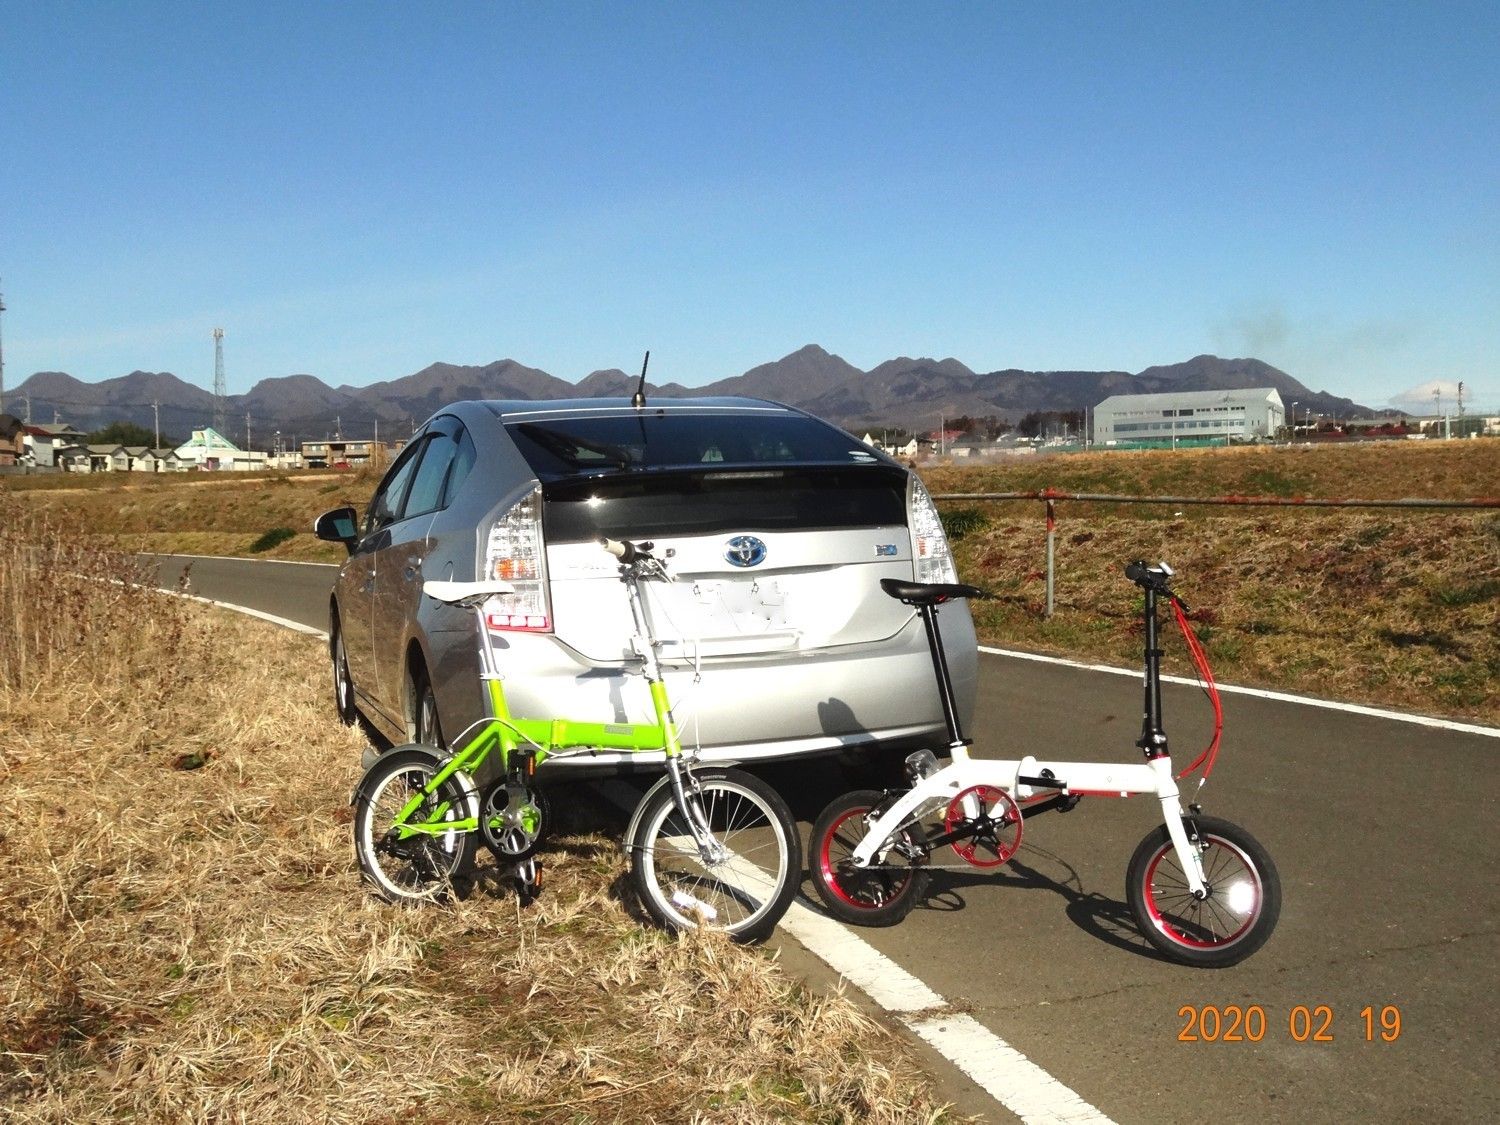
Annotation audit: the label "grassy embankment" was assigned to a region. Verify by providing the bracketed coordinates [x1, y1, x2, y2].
[926, 440, 1498, 723]
[0, 503, 954, 1122]
[5, 438, 1496, 720]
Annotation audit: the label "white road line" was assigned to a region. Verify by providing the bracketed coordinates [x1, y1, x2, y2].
[600, 779, 1113, 1123]
[777, 901, 1115, 1123]
[979, 645, 1499, 739]
[162, 586, 329, 639]
[152, 552, 339, 568]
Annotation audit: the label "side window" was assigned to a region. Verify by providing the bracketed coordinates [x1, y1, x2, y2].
[364, 438, 428, 534]
[404, 431, 456, 519]
[440, 426, 477, 508]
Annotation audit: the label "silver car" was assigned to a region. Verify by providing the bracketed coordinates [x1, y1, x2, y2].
[315, 397, 977, 778]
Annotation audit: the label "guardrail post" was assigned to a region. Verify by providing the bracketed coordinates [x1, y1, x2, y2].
[1044, 498, 1057, 618]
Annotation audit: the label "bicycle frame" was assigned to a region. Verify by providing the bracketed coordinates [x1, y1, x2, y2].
[391, 551, 714, 856]
[848, 574, 1210, 898]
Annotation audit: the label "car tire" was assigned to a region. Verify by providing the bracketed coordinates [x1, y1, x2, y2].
[330, 611, 357, 726]
[411, 664, 445, 749]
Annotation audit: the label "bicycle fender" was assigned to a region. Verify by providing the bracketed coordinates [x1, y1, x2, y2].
[350, 743, 480, 821]
[622, 772, 677, 853]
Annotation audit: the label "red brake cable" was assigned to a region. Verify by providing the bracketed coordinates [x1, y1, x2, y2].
[1171, 595, 1222, 783]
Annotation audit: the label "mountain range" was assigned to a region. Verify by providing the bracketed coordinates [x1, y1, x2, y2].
[7, 347, 1373, 445]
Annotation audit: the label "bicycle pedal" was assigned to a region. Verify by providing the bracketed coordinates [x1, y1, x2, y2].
[512, 858, 543, 903]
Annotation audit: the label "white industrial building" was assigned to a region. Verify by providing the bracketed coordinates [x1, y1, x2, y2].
[1093, 388, 1285, 446]
[174, 427, 267, 470]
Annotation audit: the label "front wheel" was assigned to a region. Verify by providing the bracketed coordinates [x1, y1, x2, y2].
[809, 790, 930, 926]
[1126, 814, 1280, 967]
[330, 613, 356, 726]
[628, 767, 800, 944]
[353, 748, 478, 904]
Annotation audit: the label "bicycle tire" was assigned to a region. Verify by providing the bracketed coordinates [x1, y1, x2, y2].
[353, 747, 479, 904]
[628, 767, 800, 944]
[1126, 814, 1280, 968]
[809, 789, 929, 926]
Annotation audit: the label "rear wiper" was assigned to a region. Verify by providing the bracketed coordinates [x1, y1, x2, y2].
[517, 424, 635, 470]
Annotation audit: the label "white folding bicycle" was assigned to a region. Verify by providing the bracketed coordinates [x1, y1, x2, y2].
[809, 560, 1281, 968]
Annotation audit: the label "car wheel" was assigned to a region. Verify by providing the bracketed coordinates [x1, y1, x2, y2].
[330, 612, 357, 726]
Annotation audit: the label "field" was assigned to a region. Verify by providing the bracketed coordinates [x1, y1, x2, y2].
[925, 441, 1498, 722]
[5, 438, 1496, 721]
[0, 507, 954, 1122]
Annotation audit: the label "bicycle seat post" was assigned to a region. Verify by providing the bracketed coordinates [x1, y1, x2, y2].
[917, 601, 969, 755]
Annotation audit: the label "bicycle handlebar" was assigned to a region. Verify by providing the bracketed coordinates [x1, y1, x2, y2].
[600, 536, 655, 564]
[1124, 559, 1174, 593]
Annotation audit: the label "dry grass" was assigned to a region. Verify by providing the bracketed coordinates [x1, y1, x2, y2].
[0, 506, 957, 1123]
[4, 470, 359, 562]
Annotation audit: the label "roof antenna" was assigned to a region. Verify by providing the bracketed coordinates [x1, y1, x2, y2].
[631, 350, 650, 409]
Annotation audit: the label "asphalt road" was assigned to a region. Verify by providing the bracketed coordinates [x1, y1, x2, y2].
[146, 553, 1500, 1123]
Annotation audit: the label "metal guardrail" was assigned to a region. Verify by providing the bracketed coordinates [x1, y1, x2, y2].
[932, 489, 1500, 617]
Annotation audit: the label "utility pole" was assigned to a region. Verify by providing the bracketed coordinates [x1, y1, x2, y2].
[245, 411, 252, 452]
[0, 280, 7, 415]
[212, 328, 227, 436]
[152, 401, 160, 448]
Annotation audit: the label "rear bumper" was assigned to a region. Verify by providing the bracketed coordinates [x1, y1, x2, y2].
[428, 603, 978, 774]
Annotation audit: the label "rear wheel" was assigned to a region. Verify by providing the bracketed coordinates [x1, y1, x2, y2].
[1126, 814, 1280, 967]
[353, 748, 478, 904]
[411, 667, 444, 748]
[810, 790, 929, 926]
[330, 612, 356, 726]
[628, 767, 799, 944]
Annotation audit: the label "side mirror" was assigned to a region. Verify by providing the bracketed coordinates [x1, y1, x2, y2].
[314, 506, 359, 554]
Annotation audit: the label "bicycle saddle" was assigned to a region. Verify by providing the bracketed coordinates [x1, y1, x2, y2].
[424, 579, 517, 606]
[879, 578, 988, 606]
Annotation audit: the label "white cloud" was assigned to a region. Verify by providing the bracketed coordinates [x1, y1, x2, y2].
[1388, 379, 1477, 413]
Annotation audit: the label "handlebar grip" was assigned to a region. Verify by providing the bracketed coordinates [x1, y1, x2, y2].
[600, 537, 654, 564]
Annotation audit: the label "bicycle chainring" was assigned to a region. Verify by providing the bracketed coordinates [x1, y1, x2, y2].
[944, 784, 1023, 868]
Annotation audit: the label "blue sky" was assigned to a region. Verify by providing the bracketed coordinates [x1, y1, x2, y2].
[2, 2, 1496, 410]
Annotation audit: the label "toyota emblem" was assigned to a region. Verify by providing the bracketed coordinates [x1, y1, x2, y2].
[725, 535, 767, 568]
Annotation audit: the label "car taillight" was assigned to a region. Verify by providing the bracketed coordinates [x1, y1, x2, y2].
[483, 485, 552, 632]
[907, 475, 958, 584]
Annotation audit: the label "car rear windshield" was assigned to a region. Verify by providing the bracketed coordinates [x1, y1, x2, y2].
[542, 466, 908, 542]
[505, 411, 885, 479]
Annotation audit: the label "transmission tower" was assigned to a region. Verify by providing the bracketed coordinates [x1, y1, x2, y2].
[212, 327, 227, 435]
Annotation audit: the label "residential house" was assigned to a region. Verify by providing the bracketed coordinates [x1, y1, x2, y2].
[54, 444, 128, 473]
[0, 414, 23, 466]
[301, 437, 390, 468]
[20, 422, 87, 468]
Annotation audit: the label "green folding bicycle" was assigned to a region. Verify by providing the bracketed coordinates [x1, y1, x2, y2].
[351, 537, 801, 944]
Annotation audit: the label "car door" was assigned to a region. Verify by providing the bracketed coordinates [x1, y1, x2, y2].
[351, 436, 428, 727]
[371, 424, 461, 728]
